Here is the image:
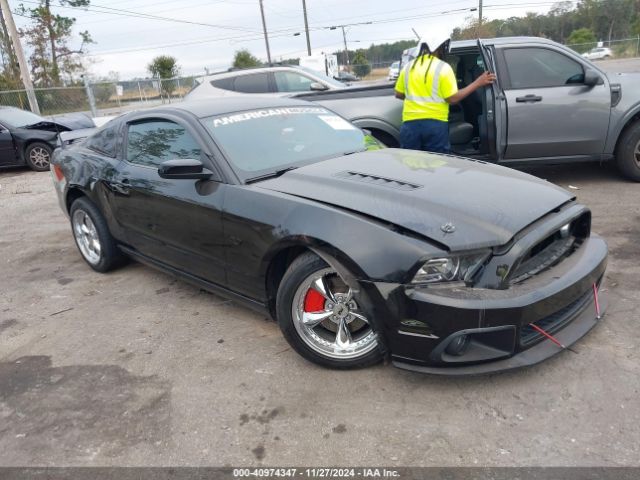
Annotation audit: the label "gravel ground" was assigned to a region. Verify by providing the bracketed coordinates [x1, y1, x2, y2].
[0, 161, 639, 467]
[597, 57, 640, 73]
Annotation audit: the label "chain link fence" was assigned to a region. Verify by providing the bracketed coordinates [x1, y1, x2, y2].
[566, 36, 640, 57]
[0, 86, 90, 116]
[87, 76, 200, 115]
[0, 74, 201, 118]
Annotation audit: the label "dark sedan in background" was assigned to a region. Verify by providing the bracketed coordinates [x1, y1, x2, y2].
[0, 106, 93, 171]
[50, 97, 607, 374]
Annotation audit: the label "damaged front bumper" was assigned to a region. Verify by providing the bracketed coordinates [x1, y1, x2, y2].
[368, 234, 608, 375]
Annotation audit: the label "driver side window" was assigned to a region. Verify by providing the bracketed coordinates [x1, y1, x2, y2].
[126, 120, 202, 167]
[273, 71, 316, 92]
[503, 47, 584, 89]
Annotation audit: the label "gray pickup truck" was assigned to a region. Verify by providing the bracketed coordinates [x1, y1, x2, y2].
[296, 36, 640, 181]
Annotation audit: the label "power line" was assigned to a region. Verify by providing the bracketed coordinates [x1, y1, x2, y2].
[17, 0, 260, 32]
[82, 0, 565, 57]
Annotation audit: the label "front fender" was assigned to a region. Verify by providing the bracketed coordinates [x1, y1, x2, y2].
[606, 100, 640, 153]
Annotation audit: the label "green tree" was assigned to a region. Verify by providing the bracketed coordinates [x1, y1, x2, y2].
[0, 7, 20, 88]
[352, 50, 371, 78]
[148, 55, 180, 97]
[567, 27, 597, 44]
[232, 49, 261, 69]
[451, 16, 498, 40]
[18, 0, 93, 86]
[148, 55, 180, 79]
[567, 28, 597, 53]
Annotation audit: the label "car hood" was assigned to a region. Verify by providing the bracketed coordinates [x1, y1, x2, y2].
[606, 71, 640, 87]
[255, 149, 573, 251]
[48, 113, 95, 130]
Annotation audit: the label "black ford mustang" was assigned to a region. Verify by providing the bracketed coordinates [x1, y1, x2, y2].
[51, 97, 607, 374]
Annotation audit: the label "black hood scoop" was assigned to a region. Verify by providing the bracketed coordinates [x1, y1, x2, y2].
[334, 171, 422, 191]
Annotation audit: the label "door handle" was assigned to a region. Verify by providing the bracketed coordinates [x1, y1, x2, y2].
[515, 94, 543, 103]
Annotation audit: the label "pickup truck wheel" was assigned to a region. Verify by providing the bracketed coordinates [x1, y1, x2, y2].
[616, 122, 640, 182]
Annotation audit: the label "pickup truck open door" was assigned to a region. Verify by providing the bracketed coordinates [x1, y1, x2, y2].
[492, 42, 610, 161]
[477, 39, 504, 161]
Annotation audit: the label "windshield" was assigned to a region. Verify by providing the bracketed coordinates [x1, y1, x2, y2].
[0, 108, 44, 128]
[294, 66, 345, 88]
[202, 106, 381, 181]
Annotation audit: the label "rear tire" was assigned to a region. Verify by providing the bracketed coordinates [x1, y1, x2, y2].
[276, 252, 384, 369]
[25, 142, 52, 172]
[615, 121, 640, 182]
[69, 197, 125, 272]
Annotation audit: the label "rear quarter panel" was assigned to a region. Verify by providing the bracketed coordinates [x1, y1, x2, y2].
[54, 145, 126, 241]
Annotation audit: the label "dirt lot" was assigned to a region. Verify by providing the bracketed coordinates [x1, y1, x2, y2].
[0, 162, 639, 467]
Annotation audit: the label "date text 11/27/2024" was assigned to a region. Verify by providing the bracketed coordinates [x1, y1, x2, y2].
[232, 468, 400, 478]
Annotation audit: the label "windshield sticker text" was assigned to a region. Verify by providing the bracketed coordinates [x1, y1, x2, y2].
[318, 115, 356, 131]
[212, 107, 328, 128]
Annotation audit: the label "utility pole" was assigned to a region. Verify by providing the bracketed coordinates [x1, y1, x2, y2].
[478, 0, 483, 35]
[258, 0, 272, 65]
[301, 0, 311, 56]
[326, 22, 371, 71]
[340, 26, 349, 70]
[81, 74, 97, 117]
[0, 0, 40, 114]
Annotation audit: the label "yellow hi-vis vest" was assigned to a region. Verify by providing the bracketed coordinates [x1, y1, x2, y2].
[394, 55, 458, 123]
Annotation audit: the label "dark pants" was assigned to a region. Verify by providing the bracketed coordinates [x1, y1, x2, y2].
[400, 119, 450, 154]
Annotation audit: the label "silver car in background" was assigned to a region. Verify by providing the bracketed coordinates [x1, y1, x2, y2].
[387, 61, 400, 81]
[582, 47, 613, 60]
[185, 65, 346, 100]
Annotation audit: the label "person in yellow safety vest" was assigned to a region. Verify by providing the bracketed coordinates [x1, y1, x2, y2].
[394, 33, 496, 154]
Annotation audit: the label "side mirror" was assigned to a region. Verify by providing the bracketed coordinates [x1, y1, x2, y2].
[583, 68, 603, 86]
[310, 82, 329, 91]
[158, 159, 213, 180]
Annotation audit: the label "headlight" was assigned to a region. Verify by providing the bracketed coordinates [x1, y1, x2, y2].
[412, 252, 490, 284]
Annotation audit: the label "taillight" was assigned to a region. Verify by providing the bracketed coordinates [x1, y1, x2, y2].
[52, 164, 65, 182]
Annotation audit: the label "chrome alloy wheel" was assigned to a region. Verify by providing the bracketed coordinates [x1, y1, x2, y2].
[72, 210, 102, 265]
[29, 146, 50, 169]
[292, 268, 378, 360]
[635, 139, 640, 167]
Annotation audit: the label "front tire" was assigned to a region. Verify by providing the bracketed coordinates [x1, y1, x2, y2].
[615, 121, 640, 182]
[25, 142, 52, 172]
[276, 252, 383, 369]
[69, 197, 125, 272]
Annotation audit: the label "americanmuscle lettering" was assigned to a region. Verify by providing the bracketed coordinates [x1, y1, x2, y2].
[212, 107, 329, 128]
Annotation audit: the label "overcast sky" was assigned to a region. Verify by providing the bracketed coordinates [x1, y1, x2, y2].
[12, 0, 568, 79]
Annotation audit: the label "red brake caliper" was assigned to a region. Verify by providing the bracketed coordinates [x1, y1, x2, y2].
[304, 289, 326, 313]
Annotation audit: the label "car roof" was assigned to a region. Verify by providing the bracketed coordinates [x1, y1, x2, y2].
[141, 96, 318, 119]
[451, 36, 562, 49]
[198, 64, 305, 81]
